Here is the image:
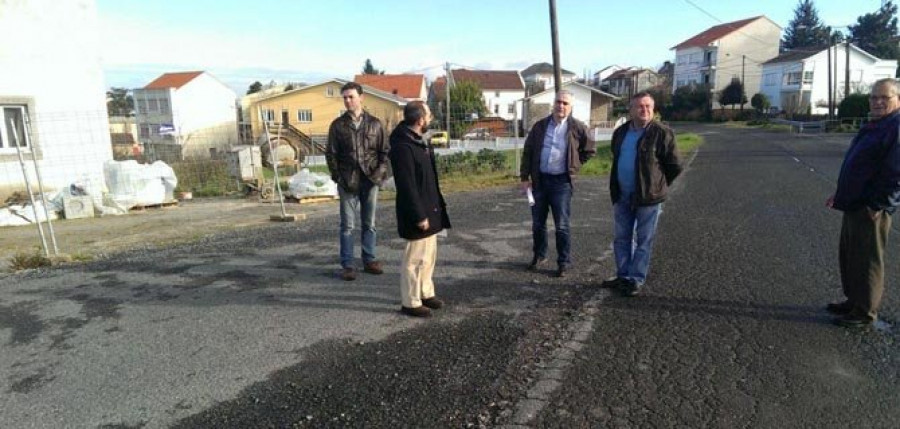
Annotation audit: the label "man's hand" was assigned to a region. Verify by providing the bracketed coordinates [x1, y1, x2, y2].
[867, 207, 881, 220]
[417, 218, 430, 231]
[825, 195, 835, 208]
[520, 180, 532, 193]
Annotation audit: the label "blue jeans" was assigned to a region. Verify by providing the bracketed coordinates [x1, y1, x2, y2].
[338, 178, 378, 268]
[613, 199, 662, 285]
[531, 173, 572, 267]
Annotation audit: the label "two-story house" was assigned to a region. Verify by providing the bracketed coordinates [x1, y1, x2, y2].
[602, 68, 662, 98]
[449, 69, 526, 121]
[354, 74, 427, 101]
[593, 65, 625, 89]
[671, 15, 781, 109]
[521, 62, 577, 96]
[0, 0, 113, 200]
[522, 81, 619, 132]
[133, 71, 238, 161]
[760, 43, 897, 115]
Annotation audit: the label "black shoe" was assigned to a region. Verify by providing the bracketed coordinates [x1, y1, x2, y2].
[555, 266, 567, 278]
[620, 280, 641, 297]
[340, 267, 357, 281]
[834, 314, 874, 329]
[527, 256, 547, 271]
[600, 277, 627, 289]
[401, 306, 432, 318]
[422, 297, 444, 310]
[826, 301, 852, 315]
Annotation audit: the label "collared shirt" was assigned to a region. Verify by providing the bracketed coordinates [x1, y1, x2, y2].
[540, 116, 569, 174]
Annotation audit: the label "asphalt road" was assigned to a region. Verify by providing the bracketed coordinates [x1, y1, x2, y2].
[1, 124, 898, 428]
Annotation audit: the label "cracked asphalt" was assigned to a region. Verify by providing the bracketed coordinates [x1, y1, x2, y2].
[1, 124, 898, 428]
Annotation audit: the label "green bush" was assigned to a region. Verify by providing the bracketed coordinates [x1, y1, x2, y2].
[435, 149, 508, 177]
[838, 94, 869, 118]
[171, 159, 240, 196]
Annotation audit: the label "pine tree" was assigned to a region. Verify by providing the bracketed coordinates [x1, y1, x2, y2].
[849, 0, 900, 65]
[782, 0, 833, 51]
[362, 59, 384, 75]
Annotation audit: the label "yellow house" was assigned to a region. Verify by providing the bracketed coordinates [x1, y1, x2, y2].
[247, 79, 406, 161]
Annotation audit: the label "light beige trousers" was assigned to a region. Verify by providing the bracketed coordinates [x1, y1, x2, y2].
[401, 234, 437, 307]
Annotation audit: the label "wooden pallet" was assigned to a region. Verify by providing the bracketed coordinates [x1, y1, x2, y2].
[130, 200, 179, 211]
[298, 195, 339, 205]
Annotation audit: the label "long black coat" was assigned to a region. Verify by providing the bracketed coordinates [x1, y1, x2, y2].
[388, 125, 451, 240]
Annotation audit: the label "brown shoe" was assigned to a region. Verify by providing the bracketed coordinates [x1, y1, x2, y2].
[400, 306, 431, 318]
[422, 297, 444, 310]
[363, 260, 383, 275]
[340, 267, 357, 281]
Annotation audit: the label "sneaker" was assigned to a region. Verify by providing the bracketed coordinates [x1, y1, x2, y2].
[620, 280, 641, 297]
[363, 261, 384, 275]
[422, 297, 444, 310]
[834, 314, 874, 329]
[340, 267, 357, 281]
[826, 300, 852, 315]
[527, 256, 547, 272]
[400, 306, 432, 318]
[555, 266, 567, 278]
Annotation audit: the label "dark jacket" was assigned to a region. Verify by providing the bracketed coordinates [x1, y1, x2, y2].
[833, 111, 900, 214]
[389, 125, 451, 240]
[519, 115, 596, 187]
[609, 120, 682, 205]
[326, 111, 390, 192]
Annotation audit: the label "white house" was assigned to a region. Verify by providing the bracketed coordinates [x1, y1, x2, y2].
[134, 71, 238, 160]
[671, 15, 781, 109]
[593, 65, 625, 87]
[522, 81, 619, 131]
[0, 0, 113, 198]
[449, 69, 526, 121]
[521, 63, 577, 95]
[760, 43, 897, 115]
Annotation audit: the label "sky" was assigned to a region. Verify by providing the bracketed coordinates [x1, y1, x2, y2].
[96, 0, 887, 94]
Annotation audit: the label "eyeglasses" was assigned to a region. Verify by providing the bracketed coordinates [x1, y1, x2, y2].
[870, 95, 896, 102]
[554, 100, 570, 106]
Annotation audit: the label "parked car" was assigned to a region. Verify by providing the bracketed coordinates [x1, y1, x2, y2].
[463, 127, 492, 140]
[430, 131, 449, 147]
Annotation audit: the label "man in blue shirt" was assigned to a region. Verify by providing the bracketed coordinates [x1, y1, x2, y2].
[520, 91, 596, 277]
[603, 92, 682, 296]
[826, 78, 900, 329]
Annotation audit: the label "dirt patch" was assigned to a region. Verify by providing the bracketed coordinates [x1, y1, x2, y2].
[0, 197, 339, 271]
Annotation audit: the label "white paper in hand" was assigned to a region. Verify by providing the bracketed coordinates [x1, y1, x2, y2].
[526, 187, 535, 206]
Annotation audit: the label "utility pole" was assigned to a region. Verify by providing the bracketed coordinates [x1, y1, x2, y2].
[549, 0, 562, 94]
[845, 40, 851, 101]
[741, 55, 745, 112]
[445, 62, 451, 135]
[827, 41, 833, 119]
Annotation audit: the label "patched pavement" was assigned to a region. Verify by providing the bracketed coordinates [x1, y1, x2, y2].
[2, 125, 899, 428]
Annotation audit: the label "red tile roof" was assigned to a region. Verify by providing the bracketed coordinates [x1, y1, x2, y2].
[354, 74, 425, 99]
[451, 69, 524, 91]
[430, 77, 447, 102]
[671, 16, 762, 50]
[144, 71, 204, 89]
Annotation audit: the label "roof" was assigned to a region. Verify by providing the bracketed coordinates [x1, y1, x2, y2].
[763, 43, 884, 65]
[256, 78, 407, 105]
[604, 68, 656, 81]
[144, 71, 204, 89]
[671, 16, 762, 50]
[430, 77, 447, 102]
[521, 62, 576, 77]
[451, 69, 524, 91]
[524, 81, 619, 101]
[354, 74, 425, 99]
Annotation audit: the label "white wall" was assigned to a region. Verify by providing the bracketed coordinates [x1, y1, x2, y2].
[484, 90, 525, 121]
[527, 85, 593, 125]
[673, 47, 706, 89]
[0, 0, 112, 194]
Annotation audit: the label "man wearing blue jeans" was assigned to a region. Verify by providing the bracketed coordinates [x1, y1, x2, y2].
[326, 82, 390, 281]
[604, 92, 682, 296]
[520, 90, 596, 277]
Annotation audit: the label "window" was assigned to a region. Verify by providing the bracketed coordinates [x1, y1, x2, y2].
[494, 104, 499, 114]
[783, 72, 801, 85]
[508, 103, 515, 114]
[802, 71, 814, 84]
[263, 109, 275, 122]
[764, 73, 777, 86]
[0, 105, 29, 150]
[495, 91, 500, 97]
[677, 55, 686, 65]
[148, 98, 159, 113]
[326, 86, 335, 97]
[159, 98, 170, 114]
[297, 109, 312, 122]
[138, 99, 148, 114]
[139, 125, 150, 139]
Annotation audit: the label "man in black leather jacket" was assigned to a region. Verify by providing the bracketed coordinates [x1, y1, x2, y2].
[326, 82, 390, 281]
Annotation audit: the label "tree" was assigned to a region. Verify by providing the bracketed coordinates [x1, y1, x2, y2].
[718, 79, 747, 109]
[750, 93, 771, 113]
[671, 84, 712, 120]
[782, 0, 833, 51]
[362, 59, 384, 75]
[448, 80, 487, 138]
[106, 87, 133, 117]
[246, 81, 263, 95]
[849, 0, 900, 70]
[838, 93, 870, 118]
